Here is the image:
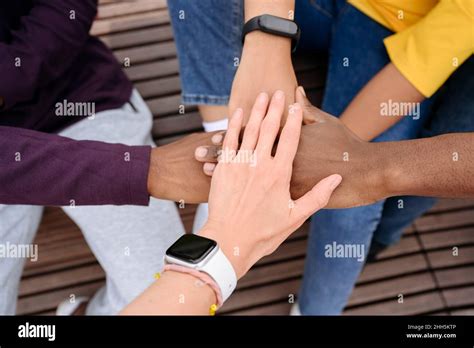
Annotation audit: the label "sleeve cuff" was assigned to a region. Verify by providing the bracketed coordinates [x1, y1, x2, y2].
[127, 145, 152, 206]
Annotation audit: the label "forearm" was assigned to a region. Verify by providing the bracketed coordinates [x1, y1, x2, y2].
[121, 271, 216, 315]
[340, 63, 425, 141]
[1, 126, 150, 206]
[243, 0, 294, 52]
[378, 133, 474, 198]
[245, 0, 294, 20]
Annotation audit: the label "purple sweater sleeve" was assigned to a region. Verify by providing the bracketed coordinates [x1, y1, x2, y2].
[0, 0, 98, 110]
[0, 126, 151, 206]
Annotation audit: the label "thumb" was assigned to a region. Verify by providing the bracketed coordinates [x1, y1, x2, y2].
[296, 86, 316, 125]
[296, 86, 334, 124]
[293, 174, 342, 220]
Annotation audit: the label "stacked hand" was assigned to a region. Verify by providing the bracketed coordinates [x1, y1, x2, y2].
[199, 90, 341, 278]
[196, 87, 387, 209]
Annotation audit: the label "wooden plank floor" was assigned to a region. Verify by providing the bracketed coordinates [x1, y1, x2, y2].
[17, 0, 474, 315]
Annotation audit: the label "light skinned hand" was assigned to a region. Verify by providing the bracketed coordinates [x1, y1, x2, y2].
[199, 91, 342, 279]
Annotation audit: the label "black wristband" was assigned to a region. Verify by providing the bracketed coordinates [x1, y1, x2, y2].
[242, 14, 300, 52]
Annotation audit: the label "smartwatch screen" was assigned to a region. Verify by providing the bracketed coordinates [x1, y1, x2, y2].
[166, 234, 217, 264]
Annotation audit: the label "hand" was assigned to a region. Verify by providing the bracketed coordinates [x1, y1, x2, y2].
[147, 132, 219, 204]
[228, 32, 297, 126]
[290, 88, 386, 208]
[195, 87, 387, 208]
[199, 91, 341, 279]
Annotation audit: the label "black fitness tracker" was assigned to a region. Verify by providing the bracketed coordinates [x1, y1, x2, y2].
[242, 14, 301, 52]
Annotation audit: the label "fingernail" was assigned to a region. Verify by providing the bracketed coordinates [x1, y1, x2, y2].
[289, 103, 300, 115]
[233, 108, 243, 119]
[289, 104, 295, 114]
[212, 133, 223, 144]
[329, 174, 342, 190]
[195, 147, 208, 158]
[204, 162, 216, 173]
[298, 86, 306, 97]
[274, 90, 284, 100]
[257, 92, 268, 104]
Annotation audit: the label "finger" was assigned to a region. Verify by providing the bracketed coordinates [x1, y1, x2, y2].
[240, 92, 269, 151]
[194, 145, 220, 163]
[203, 162, 216, 176]
[274, 103, 303, 167]
[211, 131, 225, 146]
[293, 174, 342, 220]
[255, 90, 285, 157]
[222, 108, 243, 157]
[295, 86, 329, 124]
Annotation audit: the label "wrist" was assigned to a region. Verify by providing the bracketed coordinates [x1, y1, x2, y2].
[369, 142, 397, 201]
[199, 227, 248, 280]
[147, 147, 170, 199]
[162, 270, 217, 310]
[243, 30, 292, 53]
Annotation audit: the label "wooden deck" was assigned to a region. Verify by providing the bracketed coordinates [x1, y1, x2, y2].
[17, 0, 474, 315]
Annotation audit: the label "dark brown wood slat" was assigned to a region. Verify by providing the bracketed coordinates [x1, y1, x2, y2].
[238, 258, 305, 290]
[344, 292, 445, 315]
[22, 240, 96, 277]
[427, 246, 474, 269]
[135, 75, 181, 99]
[91, 10, 170, 36]
[147, 95, 195, 117]
[419, 227, 474, 250]
[152, 113, 203, 138]
[101, 25, 173, 50]
[442, 286, 474, 309]
[19, 264, 105, 297]
[221, 279, 300, 313]
[375, 235, 421, 259]
[428, 199, 474, 213]
[114, 42, 176, 65]
[97, 0, 166, 19]
[17, 282, 104, 315]
[347, 272, 436, 307]
[358, 254, 429, 283]
[434, 266, 474, 288]
[125, 59, 179, 82]
[450, 308, 474, 315]
[414, 210, 474, 232]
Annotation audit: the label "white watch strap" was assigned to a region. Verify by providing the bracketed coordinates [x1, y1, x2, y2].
[200, 247, 237, 302]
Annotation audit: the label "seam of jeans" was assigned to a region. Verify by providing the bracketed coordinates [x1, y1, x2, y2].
[309, 0, 334, 19]
[232, 0, 243, 72]
[182, 94, 230, 105]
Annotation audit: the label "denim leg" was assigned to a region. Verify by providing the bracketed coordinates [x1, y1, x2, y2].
[374, 196, 437, 246]
[167, 0, 243, 105]
[298, 4, 434, 314]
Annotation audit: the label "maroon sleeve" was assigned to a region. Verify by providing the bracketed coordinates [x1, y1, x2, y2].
[0, 0, 98, 111]
[0, 126, 151, 206]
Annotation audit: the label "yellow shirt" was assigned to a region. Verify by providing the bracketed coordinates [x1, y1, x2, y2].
[349, 0, 474, 97]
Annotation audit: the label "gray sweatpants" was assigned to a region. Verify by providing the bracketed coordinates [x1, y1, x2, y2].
[0, 90, 185, 315]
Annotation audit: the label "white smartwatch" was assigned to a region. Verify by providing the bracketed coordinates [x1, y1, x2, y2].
[164, 234, 237, 303]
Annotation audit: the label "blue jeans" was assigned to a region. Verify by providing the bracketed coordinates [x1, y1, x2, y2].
[168, 0, 474, 314]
